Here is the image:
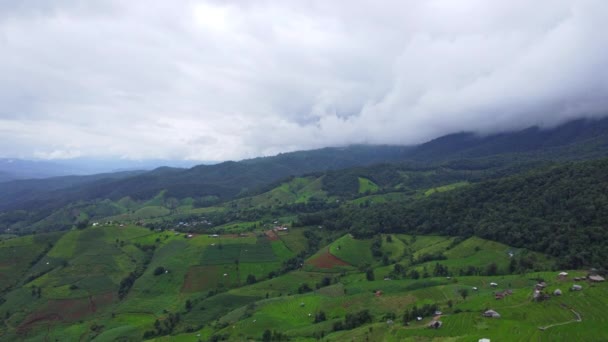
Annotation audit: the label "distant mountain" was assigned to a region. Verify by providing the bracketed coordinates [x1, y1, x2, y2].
[408, 117, 608, 161]
[0, 159, 81, 181]
[0, 158, 210, 182]
[2, 117, 608, 213]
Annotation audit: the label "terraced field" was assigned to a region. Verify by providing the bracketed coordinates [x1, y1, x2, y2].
[0, 226, 605, 342]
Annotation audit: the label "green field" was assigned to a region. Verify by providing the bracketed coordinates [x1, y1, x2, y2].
[0, 225, 605, 342]
[328, 234, 374, 267]
[424, 181, 470, 196]
[358, 177, 379, 194]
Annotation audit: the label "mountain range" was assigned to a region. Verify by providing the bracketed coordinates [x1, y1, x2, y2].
[2, 117, 608, 215]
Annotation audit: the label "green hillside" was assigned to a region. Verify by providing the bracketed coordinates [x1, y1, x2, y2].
[0, 218, 606, 341]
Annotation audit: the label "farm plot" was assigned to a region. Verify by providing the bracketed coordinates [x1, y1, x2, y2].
[201, 238, 277, 265]
[182, 265, 239, 293]
[306, 247, 352, 270]
[328, 234, 374, 267]
[17, 292, 114, 335]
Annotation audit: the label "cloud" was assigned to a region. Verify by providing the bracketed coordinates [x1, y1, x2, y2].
[1, 0, 607, 160]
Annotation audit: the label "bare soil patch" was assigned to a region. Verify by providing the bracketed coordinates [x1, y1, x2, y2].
[307, 248, 351, 269]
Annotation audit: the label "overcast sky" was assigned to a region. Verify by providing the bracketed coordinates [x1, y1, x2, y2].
[1, 0, 608, 161]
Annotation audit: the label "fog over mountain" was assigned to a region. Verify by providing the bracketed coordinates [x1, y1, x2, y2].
[1, 0, 608, 161]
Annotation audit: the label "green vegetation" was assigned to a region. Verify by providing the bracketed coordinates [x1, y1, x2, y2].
[424, 181, 469, 196]
[358, 177, 379, 194]
[2, 118, 608, 339]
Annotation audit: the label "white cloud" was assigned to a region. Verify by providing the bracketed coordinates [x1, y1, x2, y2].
[0, 0, 607, 161]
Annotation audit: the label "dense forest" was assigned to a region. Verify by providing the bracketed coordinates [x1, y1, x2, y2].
[300, 159, 608, 269]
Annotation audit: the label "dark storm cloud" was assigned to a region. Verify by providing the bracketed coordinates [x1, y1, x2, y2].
[0, 0, 607, 160]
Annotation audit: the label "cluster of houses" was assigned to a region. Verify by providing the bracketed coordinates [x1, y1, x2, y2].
[532, 271, 606, 300]
[175, 219, 212, 229]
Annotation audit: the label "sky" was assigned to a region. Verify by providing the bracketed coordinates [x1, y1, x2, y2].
[1, 0, 608, 161]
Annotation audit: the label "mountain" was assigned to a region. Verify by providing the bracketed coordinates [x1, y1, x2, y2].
[2, 117, 608, 216]
[0, 158, 209, 183]
[0, 159, 82, 181]
[407, 117, 608, 161]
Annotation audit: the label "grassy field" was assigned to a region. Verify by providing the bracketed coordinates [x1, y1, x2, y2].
[358, 177, 379, 194]
[328, 234, 374, 267]
[424, 181, 470, 196]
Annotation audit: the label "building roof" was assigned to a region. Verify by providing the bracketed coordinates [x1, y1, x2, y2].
[589, 275, 605, 282]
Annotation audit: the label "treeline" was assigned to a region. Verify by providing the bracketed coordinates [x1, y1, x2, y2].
[301, 159, 608, 269]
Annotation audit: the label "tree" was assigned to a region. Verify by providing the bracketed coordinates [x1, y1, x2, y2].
[76, 219, 89, 230]
[185, 299, 192, 312]
[366, 268, 375, 281]
[486, 262, 498, 276]
[262, 329, 272, 342]
[153, 266, 166, 276]
[314, 311, 327, 323]
[458, 288, 469, 301]
[509, 258, 517, 274]
[246, 274, 257, 284]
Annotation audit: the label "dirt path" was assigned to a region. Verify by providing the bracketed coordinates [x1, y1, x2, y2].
[538, 308, 581, 330]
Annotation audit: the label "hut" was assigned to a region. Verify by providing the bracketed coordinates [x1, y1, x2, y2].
[483, 310, 501, 318]
[589, 275, 605, 282]
[571, 284, 582, 291]
[554, 289, 562, 296]
[489, 282, 498, 287]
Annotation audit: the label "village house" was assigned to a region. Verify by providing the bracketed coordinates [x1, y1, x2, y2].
[571, 284, 583, 291]
[494, 289, 512, 300]
[554, 289, 562, 296]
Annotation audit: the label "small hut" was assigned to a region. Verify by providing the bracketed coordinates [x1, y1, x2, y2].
[571, 284, 582, 291]
[483, 309, 501, 318]
[554, 289, 562, 296]
[589, 275, 605, 282]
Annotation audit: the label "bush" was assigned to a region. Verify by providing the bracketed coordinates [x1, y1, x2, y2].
[153, 266, 166, 276]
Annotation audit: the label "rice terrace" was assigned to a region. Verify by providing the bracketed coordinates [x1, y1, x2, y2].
[0, 216, 607, 341]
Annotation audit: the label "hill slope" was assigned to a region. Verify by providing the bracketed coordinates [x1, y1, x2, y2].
[327, 158, 608, 268]
[3, 117, 608, 231]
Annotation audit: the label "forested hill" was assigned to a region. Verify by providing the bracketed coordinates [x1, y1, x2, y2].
[2, 117, 608, 214]
[316, 158, 608, 269]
